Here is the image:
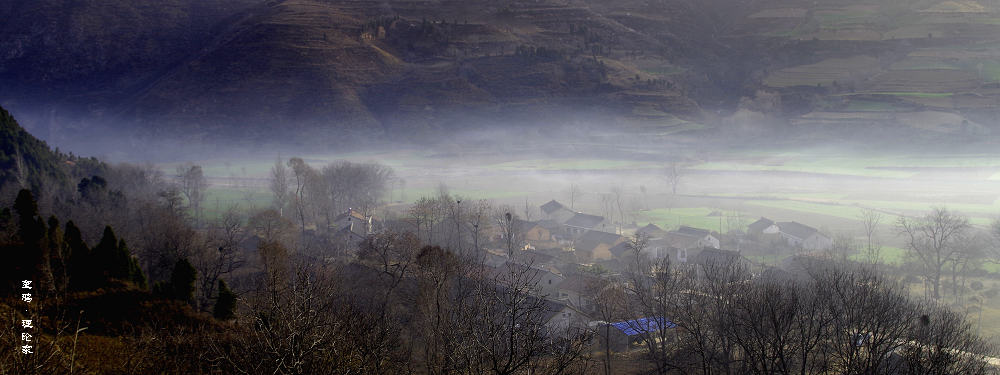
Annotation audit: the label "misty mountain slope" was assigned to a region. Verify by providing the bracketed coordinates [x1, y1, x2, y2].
[0, 105, 67, 192]
[99, 0, 704, 140]
[127, 0, 402, 140]
[0, 0, 260, 99]
[1, 0, 999, 153]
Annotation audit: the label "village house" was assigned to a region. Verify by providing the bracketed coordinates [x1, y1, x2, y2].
[554, 273, 604, 313]
[748, 218, 832, 250]
[512, 249, 558, 267]
[492, 261, 566, 297]
[330, 208, 372, 236]
[539, 299, 592, 338]
[540, 200, 577, 224]
[675, 226, 720, 249]
[324, 208, 374, 255]
[597, 317, 677, 352]
[776, 221, 833, 250]
[636, 223, 669, 239]
[747, 217, 778, 236]
[514, 218, 556, 247]
[564, 213, 612, 237]
[536, 219, 573, 245]
[608, 241, 635, 260]
[574, 230, 626, 261]
[646, 227, 719, 263]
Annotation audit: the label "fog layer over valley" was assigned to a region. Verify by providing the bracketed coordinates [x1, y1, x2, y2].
[166, 141, 1000, 329]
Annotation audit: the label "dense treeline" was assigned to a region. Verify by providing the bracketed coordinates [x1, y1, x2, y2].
[596, 237, 998, 375]
[1, 189, 145, 296]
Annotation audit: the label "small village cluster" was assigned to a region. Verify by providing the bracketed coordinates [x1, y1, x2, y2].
[330, 198, 837, 350]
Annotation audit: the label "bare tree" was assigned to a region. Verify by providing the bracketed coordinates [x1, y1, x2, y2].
[859, 208, 884, 267]
[624, 250, 701, 374]
[412, 245, 464, 374]
[194, 206, 246, 311]
[592, 280, 624, 375]
[134, 189, 201, 282]
[949, 233, 988, 305]
[410, 197, 442, 244]
[464, 199, 493, 253]
[599, 193, 614, 225]
[725, 210, 748, 236]
[901, 306, 997, 375]
[320, 161, 395, 220]
[269, 157, 289, 217]
[236, 168, 257, 210]
[568, 184, 582, 210]
[495, 207, 523, 256]
[175, 163, 208, 222]
[828, 233, 859, 263]
[897, 207, 970, 300]
[990, 217, 1000, 264]
[611, 185, 625, 234]
[664, 162, 682, 196]
[287, 157, 313, 234]
[814, 262, 914, 374]
[247, 208, 294, 245]
[220, 246, 362, 374]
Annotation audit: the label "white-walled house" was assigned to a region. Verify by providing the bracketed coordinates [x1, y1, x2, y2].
[749, 218, 832, 250]
[776, 221, 832, 250]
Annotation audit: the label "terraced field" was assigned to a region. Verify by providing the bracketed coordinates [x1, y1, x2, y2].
[764, 56, 882, 87]
[868, 69, 981, 93]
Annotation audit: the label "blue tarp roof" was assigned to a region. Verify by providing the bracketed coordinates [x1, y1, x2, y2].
[610, 317, 676, 336]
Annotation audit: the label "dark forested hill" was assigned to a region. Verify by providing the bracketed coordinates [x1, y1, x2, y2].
[2, 0, 999, 153]
[0, 105, 67, 192]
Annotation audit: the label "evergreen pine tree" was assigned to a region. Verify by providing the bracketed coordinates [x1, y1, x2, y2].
[111, 238, 131, 280]
[213, 279, 236, 320]
[92, 226, 118, 287]
[64, 221, 93, 291]
[128, 256, 147, 290]
[114, 239, 147, 289]
[169, 258, 197, 303]
[10, 189, 45, 292]
[13, 189, 38, 225]
[47, 216, 68, 292]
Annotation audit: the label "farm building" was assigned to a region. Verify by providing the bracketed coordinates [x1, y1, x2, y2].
[597, 317, 677, 352]
[574, 230, 626, 261]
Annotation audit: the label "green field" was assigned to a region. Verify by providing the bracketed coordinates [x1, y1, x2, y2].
[640, 207, 744, 233]
[745, 200, 898, 221]
[849, 245, 908, 265]
[199, 186, 272, 221]
[700, 151, 1000, 170]
[487, 159, 659, 171]
[690, 159, 917, 178]
[401, 187, 533, 203]
[742, 199, 996, 226]
[844, 99, 899, 112]
[979, 60, 1000, 82]
[870, 92, 955, 98]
